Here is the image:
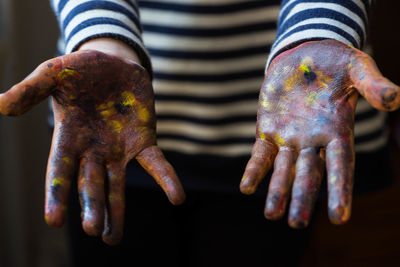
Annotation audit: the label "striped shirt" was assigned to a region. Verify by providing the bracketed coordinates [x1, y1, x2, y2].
[50, 0, 386, 160]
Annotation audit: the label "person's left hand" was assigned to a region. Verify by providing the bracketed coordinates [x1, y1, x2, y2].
[240, 40, 400, 228]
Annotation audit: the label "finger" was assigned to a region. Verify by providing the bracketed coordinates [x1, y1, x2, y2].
[240, 139, 278, 195]
[136, 146, 185, 205]
[0, 57, 62, 115]
[350, 51, 400, 111]
[326, 138, 355, 225]
[288, 147, 325, 228]
[44, 140, 75, 227]
[78, 158, 106, 236]
[102, 163, 126, 245]
[264, 148, 296, 220]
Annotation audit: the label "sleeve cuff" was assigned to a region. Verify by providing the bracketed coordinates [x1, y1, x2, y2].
[266, 0, 371, 69]
[51, 0, 153, 78]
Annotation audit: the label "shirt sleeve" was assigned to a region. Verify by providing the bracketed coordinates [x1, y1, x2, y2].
[50, 0, 152, 76]
[266, 0, 372, 68]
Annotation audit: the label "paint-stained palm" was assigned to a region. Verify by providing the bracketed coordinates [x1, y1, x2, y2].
[240, 40, 400, 228]
[0, 50, 185, 245]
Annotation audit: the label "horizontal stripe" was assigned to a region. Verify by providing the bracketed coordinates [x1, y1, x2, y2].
[143, 30, 276, 51]
[65, 17, 141, 44]
[355, 125, 386, 144]
[158, 134, 253, 145]
[64, 9, 141, 41]
[153, 78, 262, 97]
[147, 45, 269, 60]
[154, 69, 264, 82]
[62, 1, 141, 33]
[65, 24, 146, 53]
[157, 121, 256, 139]
[142, 21, 276, 37]
[355, 97, 373, 114]
[276, 10, 362, 48]
[140, 0, 269, 5]
[281, 2, 365, 32]
[157, 114, 256, 126]
[355, 128, 388, 153]
[140, 5, 279, 28]
[275, 23, 358, 48]
[155, 100, 258, 118]
[155, 91, 259, 104]
[354, 108, 378, 122]
[138, 0, 280, 14]
[354, 111, 387, 137]
[60, 0, 139, 24]
[152, 54, 267, 74]
[158, 139, 252, 156]
[274, 17, 361, 50]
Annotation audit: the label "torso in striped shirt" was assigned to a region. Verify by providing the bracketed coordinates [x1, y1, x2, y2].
[138, 0, 387, 157]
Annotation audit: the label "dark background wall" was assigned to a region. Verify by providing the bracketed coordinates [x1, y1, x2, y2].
[0, 1, 70, 266]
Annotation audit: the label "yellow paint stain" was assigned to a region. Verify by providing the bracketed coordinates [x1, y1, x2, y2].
[57, 68, 79, 80]
[97, 101, 117, 119]
[260, 132, 267, 140]
[266, 84, 275, 92]
[241, 176, 247, 182]
[112, 145, 122, 154]
[306, 91, 318, 106]
[100, 108, 116, 118]
[44, 214, 50, 224]
[52, 177, 63, 187]
[299, 63, 311, 73]
[274, 133, 285, 146]
[260, 92, 273, 110]
[261, 100, 273, 110]
[320, 81, 328, 88]
[121, 91, 136, 107]
[335, 149, 343, 155]
[109, 120, 123, 133]
[108, 193, 122, 202]
[284, 74, 298, 90]
[97, 103, 107, 110]
[137, 106, 150, 121]
[94, 178, 105, 185]
[69, 94, 76, 100]
[62, 157, 71, 164]
[110, 174, 119, 180]
[329, 175, 338, 184]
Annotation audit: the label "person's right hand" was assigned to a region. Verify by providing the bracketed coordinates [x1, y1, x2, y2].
[0, 49, 185, 245]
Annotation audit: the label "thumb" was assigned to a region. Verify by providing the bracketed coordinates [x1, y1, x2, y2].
[0, 57, 62, 116]
[349, 51, 400, 111]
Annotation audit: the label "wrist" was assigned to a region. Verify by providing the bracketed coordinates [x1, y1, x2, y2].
[77, 38, 142, 65]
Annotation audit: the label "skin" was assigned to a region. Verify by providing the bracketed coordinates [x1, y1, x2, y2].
[240, 40, 400, 228]
[0, 39, 185, 245]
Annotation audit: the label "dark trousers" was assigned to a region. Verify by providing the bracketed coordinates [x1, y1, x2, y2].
[67, 145, 392, 267]
[67, 186, 309, 267]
